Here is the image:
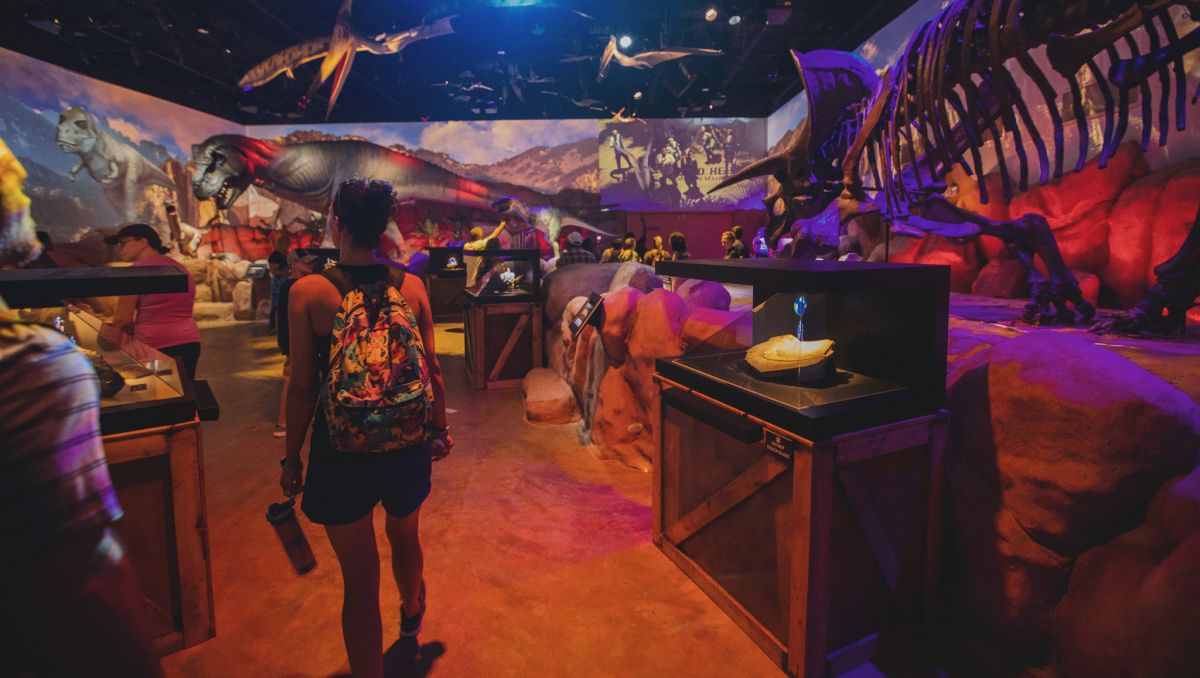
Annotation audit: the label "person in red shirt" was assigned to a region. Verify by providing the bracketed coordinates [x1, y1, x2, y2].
[106, 223, 201, 379]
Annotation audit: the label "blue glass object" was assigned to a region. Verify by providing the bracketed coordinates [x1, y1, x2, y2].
[793, 294, 808, 342]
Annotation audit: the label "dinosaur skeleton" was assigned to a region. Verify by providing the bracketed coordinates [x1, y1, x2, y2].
[717, 1, 1200, 331]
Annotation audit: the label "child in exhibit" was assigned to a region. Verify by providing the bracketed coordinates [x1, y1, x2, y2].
[281, 178, 452, 678]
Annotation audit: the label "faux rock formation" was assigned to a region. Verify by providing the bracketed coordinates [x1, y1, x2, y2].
[945, 328, 1200, 665]
[673, 278, 731, 311]
[232, 280, 254, 321]
[970, 258, 1027, 299]
[522, 367, 580, 425]
[1056, 465, 1200, 677]
[607, 261, 662, 295]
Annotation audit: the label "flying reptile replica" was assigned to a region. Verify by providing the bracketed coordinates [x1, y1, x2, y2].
[237, 0, 455, 120]
[596, 35, 722, 81]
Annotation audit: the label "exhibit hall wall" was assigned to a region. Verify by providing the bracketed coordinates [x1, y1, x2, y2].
[0, 46, 240, 264]
[0, 44, 773, 266]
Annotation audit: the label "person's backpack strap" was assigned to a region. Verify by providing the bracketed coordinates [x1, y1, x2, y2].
[320, 266, 355, 298]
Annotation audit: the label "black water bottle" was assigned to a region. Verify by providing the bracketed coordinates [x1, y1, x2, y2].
[266, 497, 317, 575]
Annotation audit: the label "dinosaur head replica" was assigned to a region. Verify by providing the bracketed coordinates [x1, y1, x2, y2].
[492, 196, 532, 225]
[191, 135, 277, 210]
[708, 50, 879, 247]
[56, 107, 101, 156]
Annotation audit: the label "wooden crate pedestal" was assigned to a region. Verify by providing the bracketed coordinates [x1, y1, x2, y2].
[104, 417, 215, 655]
[654, 381, 946, 677]
[463, 300, 542, 389]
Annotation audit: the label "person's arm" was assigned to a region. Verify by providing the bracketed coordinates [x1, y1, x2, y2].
[280, 276, 322, 496]
[403, 273, 453, 459]
[113, 296, 137, 334]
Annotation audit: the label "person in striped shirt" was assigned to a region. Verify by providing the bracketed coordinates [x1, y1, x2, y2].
[0, 139, 161, 676]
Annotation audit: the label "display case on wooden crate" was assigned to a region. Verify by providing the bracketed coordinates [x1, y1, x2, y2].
[463, 248, 543, 388]
[426, 246, 466, 319]
[1, 267, 215, 655]
[652, 258, 949, 677]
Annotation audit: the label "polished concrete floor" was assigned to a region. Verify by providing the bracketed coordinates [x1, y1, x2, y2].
[160, 321, 782, 677]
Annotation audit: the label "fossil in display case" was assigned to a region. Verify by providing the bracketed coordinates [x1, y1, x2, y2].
[81, 346, 127, 397]
[744, 336, 835, 382]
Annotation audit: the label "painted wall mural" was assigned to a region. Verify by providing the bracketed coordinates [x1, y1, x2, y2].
[598, 117, 765, 211]
[0, 47, 238, 262]
[0, 45, 608, 264]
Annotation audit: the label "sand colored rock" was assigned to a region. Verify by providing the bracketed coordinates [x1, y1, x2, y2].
[590, 366, 650, 471]
[889, 234, 981, 293]
[1056, 465, 1200, 677]
[599, 286, 643, 365]
[542, 263, 621, 335]
[522, 367, 581, 425]
[194, 283, 214, 304]
[970, 258, 1028, 299]
[608, 261, 663, 295]
[987, 333, 1200, 554]
[1102, 158, 1200, 307]
[181, 256, 209, 284]
[232, 281, 254, 321]
[626, 290, 687, 363]
[674, 279, 731, 311]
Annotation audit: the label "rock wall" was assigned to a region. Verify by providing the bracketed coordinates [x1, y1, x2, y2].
[894, 143, 1199, 311]
[942, 323, 1200, 674]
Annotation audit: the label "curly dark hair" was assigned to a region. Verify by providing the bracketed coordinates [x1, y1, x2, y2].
[332, 178, 396, 249]
[669, 231, 687, 253]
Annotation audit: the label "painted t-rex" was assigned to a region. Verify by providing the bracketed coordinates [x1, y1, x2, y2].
[717, 2, 1200, 332]
[190, 134, 551, 216]
[491, 196, 614, 257]
[55, 107, 175, 222]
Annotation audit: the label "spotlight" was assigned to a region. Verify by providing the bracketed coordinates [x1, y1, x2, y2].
[633, 90, 643, 100]
[618, 35, 633, 49]
[728, 15, 741, 25]
[705, 7, 718, 21]
[196, 27, 209, 35]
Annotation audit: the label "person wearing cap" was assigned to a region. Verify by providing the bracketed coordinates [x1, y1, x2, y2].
[557, 230, 596, 268]
[107, 223, 200, 379]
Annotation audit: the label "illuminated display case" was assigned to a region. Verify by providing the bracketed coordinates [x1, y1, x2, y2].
[654, 258, 949, 439]
[463, 247, 543, 303]
[0, 266, 196, 434]
[651, 258, 949, 675]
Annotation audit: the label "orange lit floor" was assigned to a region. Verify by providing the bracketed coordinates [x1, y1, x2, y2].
[160, 320, 782, 677]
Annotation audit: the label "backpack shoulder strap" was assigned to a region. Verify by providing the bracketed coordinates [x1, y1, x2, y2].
[387, 265, 407, 291]
[320, 267, 355, 298]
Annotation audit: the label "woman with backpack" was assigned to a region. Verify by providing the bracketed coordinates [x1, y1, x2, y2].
[281, 178, 452, 678]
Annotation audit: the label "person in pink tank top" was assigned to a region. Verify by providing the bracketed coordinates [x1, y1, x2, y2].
[107, 223, 200, 379]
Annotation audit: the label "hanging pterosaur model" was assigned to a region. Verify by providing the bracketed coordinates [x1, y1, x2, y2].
[237, 0, 455, 120]
[715, 1, 1200, 333]
[596, 36, 722, 81]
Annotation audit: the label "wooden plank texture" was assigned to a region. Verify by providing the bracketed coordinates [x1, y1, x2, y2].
[664, 454, 791, 546]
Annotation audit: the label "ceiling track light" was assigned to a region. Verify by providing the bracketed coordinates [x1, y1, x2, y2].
[705, 7, 718, 22]
[618, 35, 633, 49]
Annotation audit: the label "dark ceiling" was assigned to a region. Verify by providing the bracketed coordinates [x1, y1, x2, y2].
[1, 0, 916, 125]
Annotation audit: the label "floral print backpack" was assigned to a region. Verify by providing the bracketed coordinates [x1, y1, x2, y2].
[321, 268, 433, 453]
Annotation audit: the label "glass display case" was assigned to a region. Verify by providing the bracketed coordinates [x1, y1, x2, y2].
[427, 246, 466, 277]
[654, 258, 949, 439]
[0, 266, 196, 434]
[463, 247, 543, 303]
[40, 307, 195, 434]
